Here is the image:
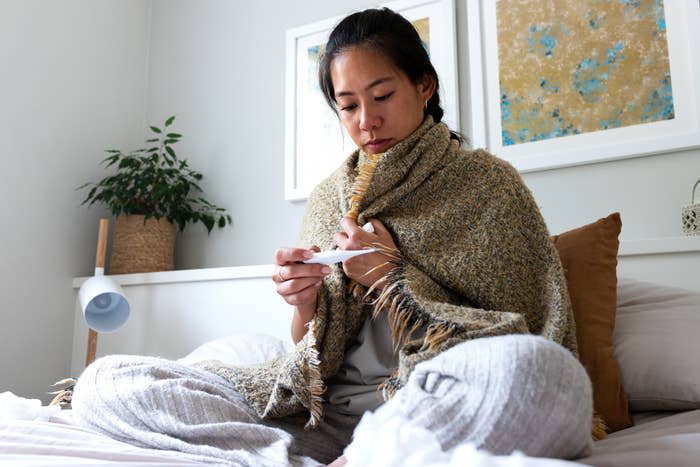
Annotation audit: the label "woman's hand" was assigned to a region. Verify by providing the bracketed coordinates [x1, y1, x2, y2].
[333, 217, 398, 289]
[273, 246, 330, 308]
[273, 246, 330, 343]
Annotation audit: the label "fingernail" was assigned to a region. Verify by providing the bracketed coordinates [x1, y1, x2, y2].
[316, 280, 323, 286]
[322, 266, 331, 274]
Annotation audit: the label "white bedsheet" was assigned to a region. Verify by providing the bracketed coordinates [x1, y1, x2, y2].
[578, 409, 700, 467]
[4, 408, 700, 466]
[0, 411, 211, 466]
[0, 409, 584, 467]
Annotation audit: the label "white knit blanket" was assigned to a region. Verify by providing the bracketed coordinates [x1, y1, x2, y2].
[345, 411, 585, 467]
[63, 334, 591, 466]
[344, 334, 592, 466]
[71, 355, 320, 467]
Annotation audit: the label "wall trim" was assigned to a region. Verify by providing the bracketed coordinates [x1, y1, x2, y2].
[73, 236, 700, 287]
[72, 264, 274, 288]
[618, 236, 700, 257]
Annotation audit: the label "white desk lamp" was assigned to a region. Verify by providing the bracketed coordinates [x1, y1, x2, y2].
[80, 218, 130, 366]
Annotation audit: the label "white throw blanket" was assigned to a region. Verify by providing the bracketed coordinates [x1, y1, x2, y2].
[343, 334, 592, 466]
[31, 333, 590, 466]
[345, 411, 585, 467]
[71, 355, 321, 467]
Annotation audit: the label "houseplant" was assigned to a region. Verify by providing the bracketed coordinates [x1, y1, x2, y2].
[79, 116, 232, 273]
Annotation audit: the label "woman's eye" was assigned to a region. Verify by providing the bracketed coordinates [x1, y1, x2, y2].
[339, 103, 357, 112]
[375, 92, 394, 101]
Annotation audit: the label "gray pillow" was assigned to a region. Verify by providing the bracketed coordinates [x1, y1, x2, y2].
[614, 278, 700, 411]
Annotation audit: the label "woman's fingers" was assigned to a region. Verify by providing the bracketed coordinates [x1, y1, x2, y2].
[275, 263, 330, 284]
[273, 246, 326, 283]
[333, 231, 351, 249]
[367, 218, 388, 235]
[274, 247, 314, 265]
[272, 245, 326, 308]
[277, 276, 323, 301]
[278, 276, 325, 306]
[337, 217, 368, 249]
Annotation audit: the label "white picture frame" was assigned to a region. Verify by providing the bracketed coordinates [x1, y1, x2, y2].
[285, 0, 459, 201]
[466, 0, 700, 173]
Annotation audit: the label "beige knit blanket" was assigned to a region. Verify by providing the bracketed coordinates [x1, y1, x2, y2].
[197, 117, 578, 430]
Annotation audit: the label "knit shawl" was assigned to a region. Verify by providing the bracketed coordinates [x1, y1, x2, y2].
[197, 117, 578, 430]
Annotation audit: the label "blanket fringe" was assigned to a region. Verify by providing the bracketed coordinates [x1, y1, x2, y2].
[346, 152, 382, 220]
[378, 368, 402, 400]
[424, 322, 458, 351]
[48, 377, 77, 409]
[303, 319, 325, 430]
[371, 264, 456, 352]
[591, 410, 608, 440]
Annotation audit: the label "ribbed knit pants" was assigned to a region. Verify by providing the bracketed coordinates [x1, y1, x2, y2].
[72, 334, 592, 466]
[373, 334, 593, 459]
[72, 354, 355, 466]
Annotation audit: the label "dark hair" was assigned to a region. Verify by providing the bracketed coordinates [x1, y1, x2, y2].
[318, 8, 463, 142]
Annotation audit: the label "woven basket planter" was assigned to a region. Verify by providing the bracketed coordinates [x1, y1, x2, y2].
[109, 215, 176, 274]
[682, 179, 700, 237]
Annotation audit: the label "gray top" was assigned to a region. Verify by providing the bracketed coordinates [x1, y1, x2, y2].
[325, 313, 399, 415]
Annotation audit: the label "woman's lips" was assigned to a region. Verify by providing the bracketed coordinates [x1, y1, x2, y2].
[365, 138, 392, 154]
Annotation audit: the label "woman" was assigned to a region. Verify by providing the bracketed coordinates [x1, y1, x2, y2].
[72, 8, 593, 467]
[267, 6, 593, 462]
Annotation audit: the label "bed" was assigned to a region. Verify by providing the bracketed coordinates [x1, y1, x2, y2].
[2, 219, 699, 466]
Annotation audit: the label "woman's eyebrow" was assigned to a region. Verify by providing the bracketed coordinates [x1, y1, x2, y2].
[335, 77, 395, 98]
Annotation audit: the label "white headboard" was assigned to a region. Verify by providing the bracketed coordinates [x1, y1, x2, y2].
[617, 237, 700, 292]
[70, 236, 700, 377]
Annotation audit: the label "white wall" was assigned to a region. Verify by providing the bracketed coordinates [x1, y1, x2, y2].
[3, 0, 698, 401]
[146, 0, 700, 271]
[145, 0, 378, 269]
[0, 0, 151, 402]
[523, 147, 700, 237]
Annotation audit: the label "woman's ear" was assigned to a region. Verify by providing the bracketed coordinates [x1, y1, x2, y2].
[419, 74, 437, 102]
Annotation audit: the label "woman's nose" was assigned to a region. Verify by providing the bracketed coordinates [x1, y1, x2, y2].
[359, 105, 381, 131]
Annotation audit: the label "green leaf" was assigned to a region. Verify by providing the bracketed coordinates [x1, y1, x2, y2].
[80, 114, 232, 233]
[202, 215, 215, 233]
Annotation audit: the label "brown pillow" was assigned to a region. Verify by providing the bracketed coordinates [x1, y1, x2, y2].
[551, 212, 633, 433]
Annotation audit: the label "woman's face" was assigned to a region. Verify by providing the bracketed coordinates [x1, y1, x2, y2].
[330, 47, 435, 155]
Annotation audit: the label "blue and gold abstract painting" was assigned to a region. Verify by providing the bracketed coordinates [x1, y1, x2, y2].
[496, 0, 674, 146]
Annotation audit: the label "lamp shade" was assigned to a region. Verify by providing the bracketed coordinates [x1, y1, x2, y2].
[78, 275, 130, 333]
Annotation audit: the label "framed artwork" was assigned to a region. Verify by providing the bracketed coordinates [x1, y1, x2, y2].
[466, 0, 700, 172]
[285, 0, 458, 201]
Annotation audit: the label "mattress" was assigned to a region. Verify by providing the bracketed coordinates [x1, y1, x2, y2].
[578, 409, 700, 466]
[2, 409, 700, 466]
[0, 411, 212, 466]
